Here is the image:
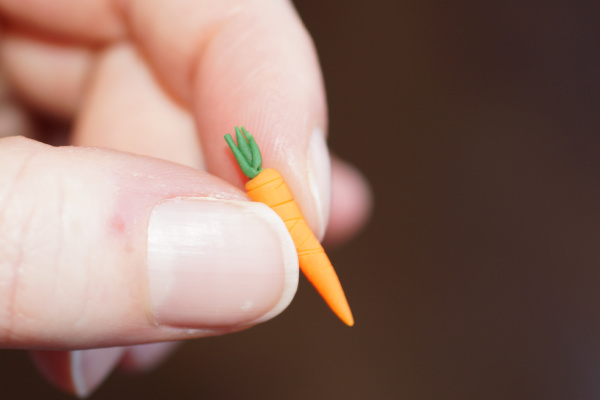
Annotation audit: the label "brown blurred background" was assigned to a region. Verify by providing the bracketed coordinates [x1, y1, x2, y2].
[3, 0, 600, 399]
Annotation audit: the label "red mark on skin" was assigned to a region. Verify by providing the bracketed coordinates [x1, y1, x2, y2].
[109, 213, 136, 253]
[110, 214, 127, 234]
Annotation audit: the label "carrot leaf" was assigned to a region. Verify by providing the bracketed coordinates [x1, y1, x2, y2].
[235, 126, 252, 161]
[224, 127, 264, 179]
[241, 127, 263, 170]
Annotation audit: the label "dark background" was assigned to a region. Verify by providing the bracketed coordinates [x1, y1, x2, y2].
[3, 0, 600, 399]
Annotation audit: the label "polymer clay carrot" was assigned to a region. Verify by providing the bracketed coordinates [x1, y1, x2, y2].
[225, 127, 354, 326]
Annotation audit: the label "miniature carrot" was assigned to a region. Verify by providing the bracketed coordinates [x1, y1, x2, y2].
[225, 127, 354, 326]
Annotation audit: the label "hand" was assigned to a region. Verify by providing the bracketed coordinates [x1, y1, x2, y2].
[0, 0, 371, 396]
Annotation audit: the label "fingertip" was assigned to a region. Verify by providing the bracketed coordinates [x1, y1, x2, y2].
[0, 140, 299, 349]
[69, 348, 125, 398]
[30, 348, 126, 398]
[184, 2, 328, 234]
[324, 157, 373, 246]
[119, 342, 181, 374]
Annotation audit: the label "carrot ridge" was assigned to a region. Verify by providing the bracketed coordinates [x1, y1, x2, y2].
[298, 248, 325, 257]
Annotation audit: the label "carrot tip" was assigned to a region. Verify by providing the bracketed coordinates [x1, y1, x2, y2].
[342, 313, 355, 327]
[334, 301, 354, 326]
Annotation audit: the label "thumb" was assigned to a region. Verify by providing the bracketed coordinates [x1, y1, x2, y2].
[0, 137, 298, 349]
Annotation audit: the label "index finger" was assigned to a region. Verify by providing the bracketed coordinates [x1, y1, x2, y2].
[120, 0, 330, 238]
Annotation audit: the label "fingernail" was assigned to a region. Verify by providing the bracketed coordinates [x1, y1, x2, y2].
[147, 198, 298, 329]
[307, 127, 332, 240]
[120, 342, 180, 373]
[70, 347, 125, 398]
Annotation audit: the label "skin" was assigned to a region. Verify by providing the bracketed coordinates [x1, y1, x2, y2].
[0, 0, 371, 395]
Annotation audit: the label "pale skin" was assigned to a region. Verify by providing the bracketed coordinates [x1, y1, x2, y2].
[0, 0, 371, 396]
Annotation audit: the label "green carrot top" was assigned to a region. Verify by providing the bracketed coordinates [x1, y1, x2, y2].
[224, 126, 263, 179]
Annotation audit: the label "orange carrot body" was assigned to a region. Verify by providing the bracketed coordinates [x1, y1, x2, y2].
[246, 168, 354, 326]
[225, 127, 353, 326]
